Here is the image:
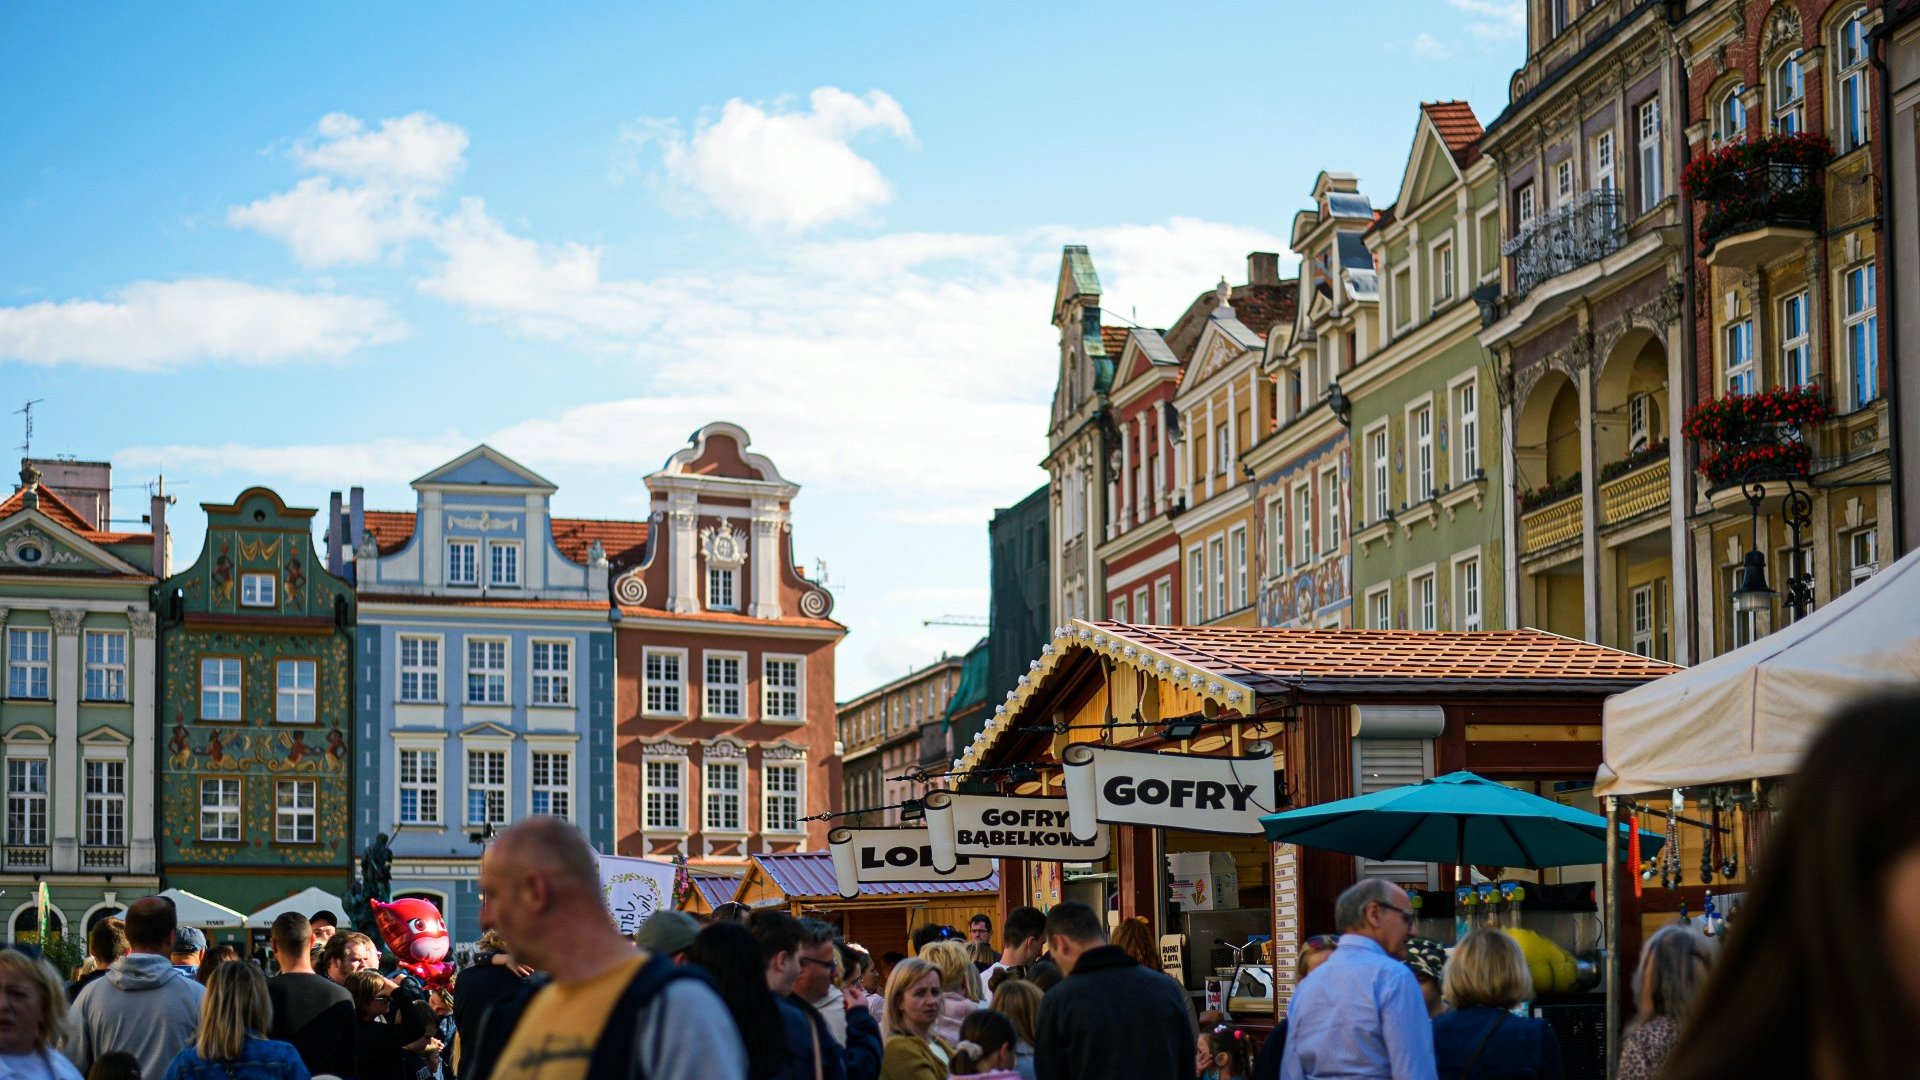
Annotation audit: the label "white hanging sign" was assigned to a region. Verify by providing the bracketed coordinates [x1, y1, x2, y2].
[1061, 741, 1278, 838]
[827, 827, 996, 899]
[597, 854, 679, 935]
[923, 791, 1110, 871]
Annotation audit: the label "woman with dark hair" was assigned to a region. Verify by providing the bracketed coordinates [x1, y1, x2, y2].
[947, 1008, 1020, 1078]
[1662, 692, 1920, 1080]
[684, 922, 790, 1080]
[195, 945, 241, 988]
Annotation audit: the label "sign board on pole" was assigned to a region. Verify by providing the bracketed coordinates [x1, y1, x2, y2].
[1061, 741, 1278, 837]
[597, 854, 678, 936]
[827, 827, 995, 899]
[923, 791, 1109, 871]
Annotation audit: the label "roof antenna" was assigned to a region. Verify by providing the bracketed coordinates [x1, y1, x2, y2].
[15, 399, 42, 460]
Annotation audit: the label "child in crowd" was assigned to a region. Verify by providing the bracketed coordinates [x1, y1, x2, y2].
[946, 1009, 1023, 1079]
[1196, 1024, 1252, 1080]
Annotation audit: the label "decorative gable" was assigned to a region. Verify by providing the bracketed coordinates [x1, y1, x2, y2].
[0, 513, 144, 577]
[414, 445, 557, 493]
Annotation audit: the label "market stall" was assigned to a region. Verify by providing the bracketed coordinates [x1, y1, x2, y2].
[681, 872, 746, 917]
[157, 888, 247, 945]
[958, 620, 1674, 1042]
[728, 850, 999, 957]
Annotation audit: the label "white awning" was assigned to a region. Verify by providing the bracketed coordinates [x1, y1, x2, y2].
[243, 887, 345, 929]
[156, 888, 248, 928]
[1598, 542, 1920, 797]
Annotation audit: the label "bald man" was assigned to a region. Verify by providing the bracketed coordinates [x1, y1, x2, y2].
[464, 817, 745, 1080]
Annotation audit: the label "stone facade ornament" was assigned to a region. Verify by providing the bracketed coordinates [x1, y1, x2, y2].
[700, 520, 749, 570]
[444, 510, 519, 533]
[613, 567, 648, 606]
[48, 608, 85, 636]
[1764, 4, 1801, 54]
[127, 611, 157, 638]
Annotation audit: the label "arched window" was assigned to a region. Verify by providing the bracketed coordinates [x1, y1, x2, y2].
[1771, 51, 1805, 133]
[1835, 9, 1870, 152]
[1713, 83, 1747, 145]
[12, 906, 63, 945]
[86, 905, 124, 932]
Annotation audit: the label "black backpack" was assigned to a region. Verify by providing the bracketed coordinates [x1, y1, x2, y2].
[463, 954, 714, 1080]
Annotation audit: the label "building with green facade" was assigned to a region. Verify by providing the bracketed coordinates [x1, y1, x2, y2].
[1350, 103, 1506, 633]
[156, 488, 355, 922]
[0, 461, 162, 947]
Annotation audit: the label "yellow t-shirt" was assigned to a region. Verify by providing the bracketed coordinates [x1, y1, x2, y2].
[488, 955, 645, 1080]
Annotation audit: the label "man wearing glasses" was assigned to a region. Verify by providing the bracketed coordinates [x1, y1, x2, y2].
[1278, 880, 1437, 1080]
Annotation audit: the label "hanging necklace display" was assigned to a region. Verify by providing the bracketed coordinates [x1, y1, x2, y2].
[1639, 805, 1656, 884]
[1720, 788, 1738, 879]
[1702, 791, 1718, 885]
[1662, 790, 1683, 890]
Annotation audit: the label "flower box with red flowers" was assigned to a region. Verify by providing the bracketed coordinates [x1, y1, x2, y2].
[1518, 472, 1582, 513]
[1683, 385, 1831, 484]
[1682, 132, 1833, 250]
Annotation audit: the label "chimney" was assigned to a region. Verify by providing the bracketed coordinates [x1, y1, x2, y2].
[149, 486, 168, 578]
[327, 492, 345, 576]
[348, 487, 365, 585]
[1248, 252, 1281, 287]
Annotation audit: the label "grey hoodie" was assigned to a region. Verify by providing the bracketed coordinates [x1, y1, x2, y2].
[69, 952, 207, 1079]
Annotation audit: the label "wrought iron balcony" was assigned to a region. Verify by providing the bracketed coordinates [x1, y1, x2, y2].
[1503, 191, 1626, 299]
[1698, 163, 1822, 267]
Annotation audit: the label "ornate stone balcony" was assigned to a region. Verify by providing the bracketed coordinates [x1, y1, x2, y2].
[3, 846, 48, 871]
[1600, 457, 1670, 526]
[80, 846, 128, 871]
[1503, 191, 1626, 299]
[1521, 493, 1584, 556]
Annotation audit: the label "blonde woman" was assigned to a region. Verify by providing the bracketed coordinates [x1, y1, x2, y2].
[918, 940, 981, 1046]
[879, 957, 952, 1080]
[0, 948, 81, 1080]
[986, 979, 1039, 1080]
[1430, 929, 1561, 1079]
[161, 961, 310, 1080]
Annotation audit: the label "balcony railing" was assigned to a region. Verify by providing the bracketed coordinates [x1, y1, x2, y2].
[1503, 191, 1626, 299]
[3, 846, 48, 871]
[1521, 493, 1584, 555]
[80, 846, 127, 871]
[1600, 457, 1670, 526]
[1686, 133, 1831, 254]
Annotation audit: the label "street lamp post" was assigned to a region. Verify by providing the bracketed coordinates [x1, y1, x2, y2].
[1731, 472, 1815, 622]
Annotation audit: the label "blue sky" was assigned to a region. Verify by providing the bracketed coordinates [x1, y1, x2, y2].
[1, 1, 1523, 695]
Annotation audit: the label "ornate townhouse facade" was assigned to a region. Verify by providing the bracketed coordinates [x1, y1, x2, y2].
[156, 489, 356, 915]
[1676, 0, 1892, 659]
[1045, 247, 1126, 627]
[1096, 325, 1183, 629]
[1351, 104, 1509, 633]
[836, 654, 963, 827]
[346, 446, 616, 939]
[1479, 0, 1693, 662]
[610, 424, 843, 862]
[0, 462, 162, 942]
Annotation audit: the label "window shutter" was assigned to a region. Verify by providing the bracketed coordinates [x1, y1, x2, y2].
[1351, 737, 1436, 887]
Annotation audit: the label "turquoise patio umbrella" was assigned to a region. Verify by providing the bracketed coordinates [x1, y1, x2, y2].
[1259, 770, 1665, 869]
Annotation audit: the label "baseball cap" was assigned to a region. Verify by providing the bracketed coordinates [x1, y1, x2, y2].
[173, 926, 207, 954]
[309, 909, 339, 927]
[1404, 937, 1447, 983]
[633, 910, 700, 956]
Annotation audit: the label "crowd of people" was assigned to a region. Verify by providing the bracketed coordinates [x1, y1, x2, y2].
[13, 695, 1916, 1080]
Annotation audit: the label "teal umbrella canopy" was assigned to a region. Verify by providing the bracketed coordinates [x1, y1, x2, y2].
[1259, 770, 1666, 869]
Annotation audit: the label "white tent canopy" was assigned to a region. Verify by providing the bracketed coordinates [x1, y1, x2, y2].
[243, 887, 345, 929]
[157, 888, 247, 929]
[1599, 542, 1920, 797]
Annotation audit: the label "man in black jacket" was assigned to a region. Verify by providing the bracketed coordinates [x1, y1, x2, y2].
[267, 912, 358, 1078]
[1033, 901, 1194, 1080]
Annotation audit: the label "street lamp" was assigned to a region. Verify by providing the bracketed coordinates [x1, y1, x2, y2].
[1732, 472, 1816, 623]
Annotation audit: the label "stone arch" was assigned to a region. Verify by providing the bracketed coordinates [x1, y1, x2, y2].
[1594, 327, 1671, 465]
[1514, 369, 1582, 495]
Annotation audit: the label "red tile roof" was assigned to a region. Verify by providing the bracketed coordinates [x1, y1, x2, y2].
[750, 851, 1000, 900]
[1100, 324, 1129, 358]
[0, 484, 149, 544]
[357, 593, 610, 611]
[1088, 623, 1679, 696]
[362, 510, 649, 564]
[1230, 282, 1298, 340]
[1423, 100, 1484, 166]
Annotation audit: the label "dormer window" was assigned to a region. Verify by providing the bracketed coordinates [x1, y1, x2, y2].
[488, 542, 520, 588]
[707, 567, 738, 611]
[447, 541, 477, 586]
[240, 573, 276, 608]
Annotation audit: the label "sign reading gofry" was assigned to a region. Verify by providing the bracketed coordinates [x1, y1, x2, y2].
[1061, 741, 1278, 837]
[827, 826, 996, 899]
[923, 790, 1110, 871]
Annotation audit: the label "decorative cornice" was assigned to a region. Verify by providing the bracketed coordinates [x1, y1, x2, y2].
[48, 608, 85, 636]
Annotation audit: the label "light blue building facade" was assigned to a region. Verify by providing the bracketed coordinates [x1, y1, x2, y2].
[343, 446, 615, 940]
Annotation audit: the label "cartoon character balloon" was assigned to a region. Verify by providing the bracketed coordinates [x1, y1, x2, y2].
[370, 897, 455, 989]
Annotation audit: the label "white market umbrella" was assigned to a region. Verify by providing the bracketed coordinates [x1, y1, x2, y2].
[243, 886, 345, 929]
[156, 888, 247, 929]
[1598, 542, 1920, 796]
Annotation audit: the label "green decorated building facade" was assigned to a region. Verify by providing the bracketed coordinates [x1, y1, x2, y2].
[156, 488, 356, 922]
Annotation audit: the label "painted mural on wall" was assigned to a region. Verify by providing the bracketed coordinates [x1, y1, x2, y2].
[1257, 443, 1353, 627]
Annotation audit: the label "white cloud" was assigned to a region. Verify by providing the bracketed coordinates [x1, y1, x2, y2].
[1413, 32, 1452, 59]
[229, 112, 468, 267]
[622, 88, 916, 231]
[0, 278, 405, 370]
[115, 433, 471, 486]
[1446, 0, 1524, 38]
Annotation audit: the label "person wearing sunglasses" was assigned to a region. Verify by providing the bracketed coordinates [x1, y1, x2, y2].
[1276, 880, 1436, 1080]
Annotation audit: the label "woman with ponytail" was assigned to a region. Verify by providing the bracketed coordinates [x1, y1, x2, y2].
[945, 1010, 1020, 1079]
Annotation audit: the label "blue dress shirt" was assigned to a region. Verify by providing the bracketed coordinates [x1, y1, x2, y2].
[1279, 933, 1437, 1080]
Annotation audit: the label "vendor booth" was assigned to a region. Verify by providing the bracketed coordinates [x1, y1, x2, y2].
[959, 620, 1673, 1062]
[682, 872, 747, 917]
[157, 888, 247, 945]
[729, 850, 999, 956]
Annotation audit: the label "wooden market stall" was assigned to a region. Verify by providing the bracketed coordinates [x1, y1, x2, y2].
[681, 872, 747, 917]
[961, 620, 1674, 1056]
[730, 851, 999, 958]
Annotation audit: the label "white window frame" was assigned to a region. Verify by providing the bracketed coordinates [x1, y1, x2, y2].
[82, 757, 125, 849]
[398, 634, 442, 704]
[1713, 83, 1747, 146]
[1364, 423, 1390, 522]
[1366, 583, 1392, 631]
[1208, 536, 1228, 618]
[199, 777, 241, 842]
[1836, 10, 1870, 152]
[200, 656, 242, 721]
[706, 565, 739, 612]
[762, 654, 804, 724]
[1229, 525, 1249, 611]
[530, 748, 572, 819]
[446, 540, 478, 587]
[1450, 373, 1480, 484]
[1725, 317, 1756, 396]
[1773, 51, 1806, 133]
[1453, 552, 1483, 631]
[704, 759, 744, 834]
[1843, 263, 1878, 407]
[1779, 291, 1812, 387]
[396, 744, 442, 826]
[464, 745, 509, 827]
[642, 647, 688, 718]
[6, 629, 50, 701]
[643, 756, 686, 833]
[1477, 206, 1502, 282]
[83, 630, 127, 703]
[4, 756, 47, 847]
[1431, 238, 1454, 305]
[1849, 528, 1879, 589]
[1631, 583, 1656, 657]
[1321, 466, 1342, 556]
[530, 639, 573, 707]
[1267, 496, 1287, 576]
[1592, 131, 1616, 193]
[275, 779, 316, 844]
[487, 541, 521, 588]
[275, 659, 317, 724]
[1132, 585, 1150, 626]
[1188, 546, 1207, 621]
[1156, 579, 1174, 625]
[1112, 596, 1129, 622]
[1294, 481, 1313, 567]
[763, 761, 805, 835]
[1729, 566, 1759, 648]
[1555, 158, 1574, 205]
[1637, 97, 1664, 213]
[1409, 566, 1438, 632]
[1629, 393, 1651, 452]
[703, 650, 746, 719]
[1516, 183, 1536, 231]
[1408, 397, 1435, 502]
[1392, 265, 1414, 331]
[465, 637, 509, 705]
[1214, 424, 1232, 477]
[240, 572, 276, 608]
